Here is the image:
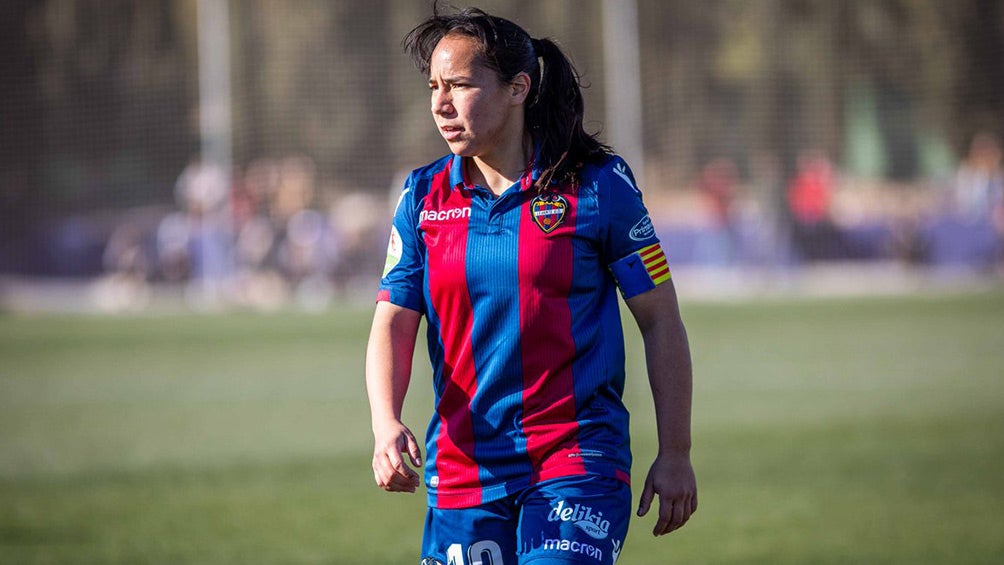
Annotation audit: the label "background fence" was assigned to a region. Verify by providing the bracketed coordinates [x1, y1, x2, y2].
[2, 0, 1002, 310]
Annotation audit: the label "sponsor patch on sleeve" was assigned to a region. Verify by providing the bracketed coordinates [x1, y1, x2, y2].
[629, 215, 656, 241]
[608, 242, 671, 299]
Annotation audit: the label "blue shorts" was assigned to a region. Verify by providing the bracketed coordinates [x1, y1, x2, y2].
[420, 475, 631, 565]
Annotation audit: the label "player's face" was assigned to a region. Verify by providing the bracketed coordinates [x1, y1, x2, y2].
[428, 34, 522, 159]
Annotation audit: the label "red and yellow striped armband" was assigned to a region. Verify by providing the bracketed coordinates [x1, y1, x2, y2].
[608, 242, 672, 299]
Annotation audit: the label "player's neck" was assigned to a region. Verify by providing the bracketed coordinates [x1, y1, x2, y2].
[469, 133, 532, 196]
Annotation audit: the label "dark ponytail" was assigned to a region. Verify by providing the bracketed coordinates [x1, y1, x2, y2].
[526, 37, 610, 188]
[404, 6, 610, 189]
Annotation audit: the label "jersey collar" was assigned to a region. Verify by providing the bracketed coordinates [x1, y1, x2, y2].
[449, 145, 543, 193]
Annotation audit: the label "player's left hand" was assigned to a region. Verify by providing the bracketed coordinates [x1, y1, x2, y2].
[371, 420, 422, 493]
[637, 451, 697, 536]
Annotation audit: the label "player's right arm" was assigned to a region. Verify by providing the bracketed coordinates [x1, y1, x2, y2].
[366, 300, 423, 493]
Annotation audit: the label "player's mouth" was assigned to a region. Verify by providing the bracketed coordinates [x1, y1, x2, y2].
[440, 125, 464, 142]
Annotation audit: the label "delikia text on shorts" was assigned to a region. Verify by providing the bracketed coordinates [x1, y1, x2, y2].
[547, 499, 610, 540]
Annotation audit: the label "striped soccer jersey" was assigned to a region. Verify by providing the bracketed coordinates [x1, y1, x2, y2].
[377, 153, 670, 509]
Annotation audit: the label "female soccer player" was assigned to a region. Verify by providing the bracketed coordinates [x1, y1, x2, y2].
[366, 6, 696, 564]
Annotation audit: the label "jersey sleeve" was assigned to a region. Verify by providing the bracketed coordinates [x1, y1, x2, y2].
[600, 156, 672, 299]
[376, 177, 426, 313]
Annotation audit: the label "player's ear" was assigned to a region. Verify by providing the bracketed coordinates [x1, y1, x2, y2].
[510, 72, 531, 106]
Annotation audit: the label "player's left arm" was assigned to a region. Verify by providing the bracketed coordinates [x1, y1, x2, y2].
[625, 279, 697, 536]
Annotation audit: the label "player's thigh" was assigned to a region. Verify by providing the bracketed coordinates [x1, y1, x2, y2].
[517, 476, 631, 565]
[422, 499, 518, 565]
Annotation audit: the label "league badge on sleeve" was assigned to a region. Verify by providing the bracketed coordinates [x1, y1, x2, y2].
[382, 225, 403, 277]
[530, 193, 568, 233]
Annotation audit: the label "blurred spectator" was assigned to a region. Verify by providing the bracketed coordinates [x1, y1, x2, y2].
[176, 157, 230, 218]
[270, 156, 316, 227]
[955, 132, 1004, 273]
[952, 131, 1003, 223]
[787, 151, 845, 261]
[699, 157, 740, 228]
[156, 212, 191, 282]
[173, 157, 233, 290]
[95, 221, 152, 311]
[329, 191, 385, 293]
[788, 151, 833, 226]
[748, 151, 794, 266]
[696, 157, 740, 265]
[922, 132, 1004, 271]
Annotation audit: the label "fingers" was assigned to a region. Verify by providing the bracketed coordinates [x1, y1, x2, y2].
[372, 436, 421, 493]
[406, 432, 423, 467]
[652, 499, 672, 536]
[669, 495, 687, 532]
[652, 493, 695, 536]
[387, 468, 419, 492]
[641, 454, 697, 536]
[637, 478, 655, 517]
[386, 444, 407, 474]
[373, 450, 419, 492]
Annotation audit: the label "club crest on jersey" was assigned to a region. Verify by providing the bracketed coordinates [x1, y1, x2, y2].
[531, 193, 568, 233]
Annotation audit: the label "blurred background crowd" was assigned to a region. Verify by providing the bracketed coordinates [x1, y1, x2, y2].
[1, 0, 1002, 312]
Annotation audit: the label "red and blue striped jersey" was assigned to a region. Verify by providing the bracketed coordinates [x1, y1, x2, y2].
[377, 153, 671, 509]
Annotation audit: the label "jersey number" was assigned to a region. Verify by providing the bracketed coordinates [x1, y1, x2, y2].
[447, 540, 504, 565]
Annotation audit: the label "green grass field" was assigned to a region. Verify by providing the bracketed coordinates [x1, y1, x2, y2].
[2, 290, 1003, 564]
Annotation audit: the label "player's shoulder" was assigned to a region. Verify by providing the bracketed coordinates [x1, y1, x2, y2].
[390, 155, 454, 219]
[582, 154, 642, 197]
[405, 154, 455, 193]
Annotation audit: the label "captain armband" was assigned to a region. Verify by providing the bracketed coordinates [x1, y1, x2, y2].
[608, 243, 672, 299]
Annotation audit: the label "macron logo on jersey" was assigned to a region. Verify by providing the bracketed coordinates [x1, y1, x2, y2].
[419, 206, 471, 223]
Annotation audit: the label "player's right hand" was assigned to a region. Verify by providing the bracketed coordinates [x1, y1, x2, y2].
[372, 420, 422, 493]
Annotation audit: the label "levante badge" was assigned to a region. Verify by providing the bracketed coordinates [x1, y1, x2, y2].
[530, 193, 568, 233]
